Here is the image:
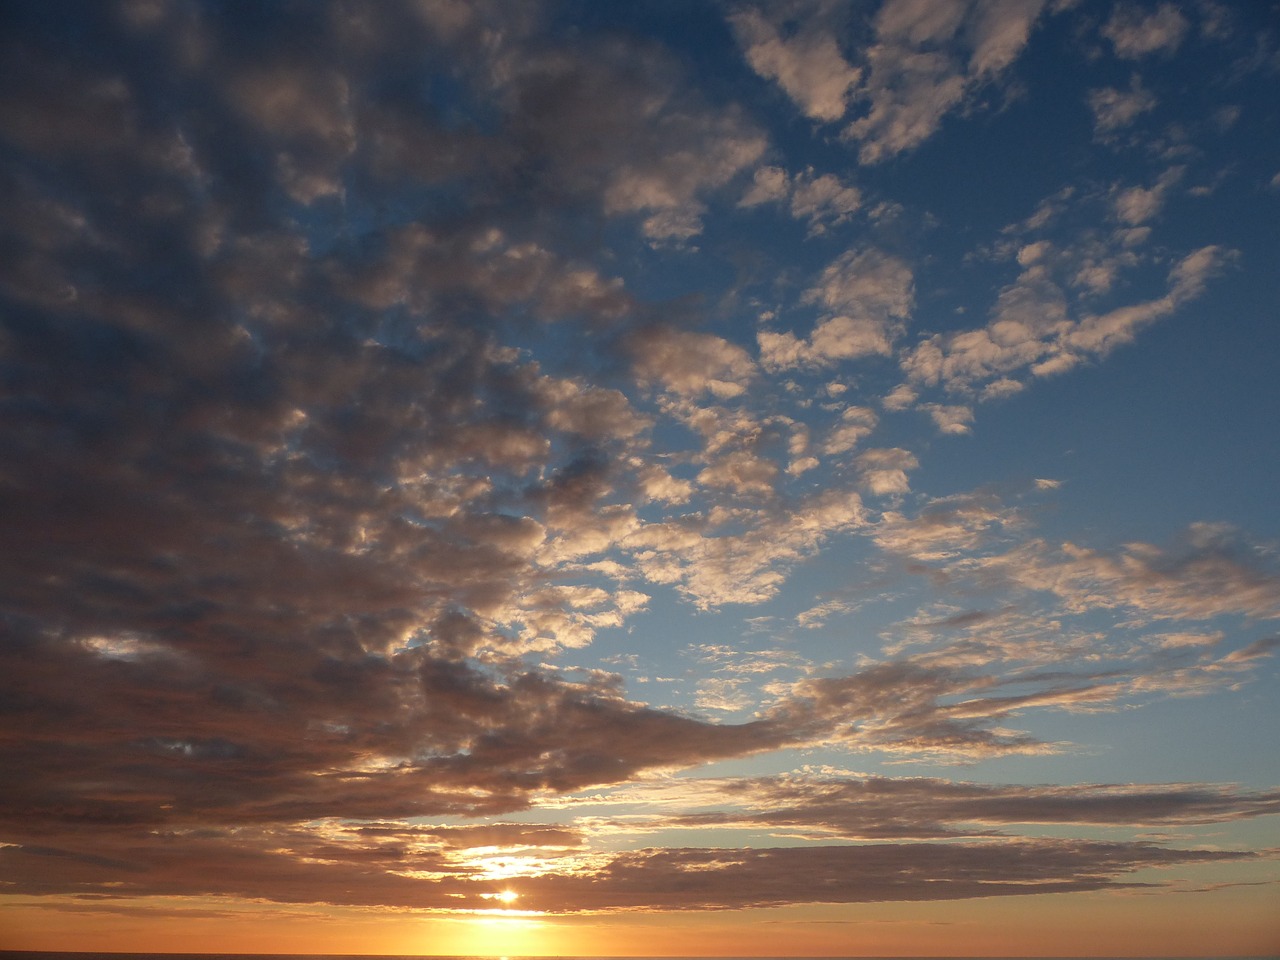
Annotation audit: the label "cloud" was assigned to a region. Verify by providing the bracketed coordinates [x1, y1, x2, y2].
[922, 402, 975, 435]
[902, 241, 1235, 396]
[823, 406, 880, 456]
[0, 825, 1258, 914]
[730, 1, 1050, 163]
[741, 166, 863, 235]
[845, 0, 1050, 163]
[1112, 166, 1184, 226]
[515, 840, 1252, 911]
[873, 492, 1020, 561]
[503, 41, 767, 243]
[759, 248, 913, 370]
[790, 171, 864, 230]
[629, 327, 757, 398]
[623, 487, 868, 608]
[855, 447, 919, 496]
[626, 771, 1280, 840]
[974, 523, 1280, 623]
[1102, 3, 1190, 58]
[729, 7, 861, 122]
[1088, 75, 1158, 134]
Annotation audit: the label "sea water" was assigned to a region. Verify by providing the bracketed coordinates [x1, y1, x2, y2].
[1, 953, 1274, 960]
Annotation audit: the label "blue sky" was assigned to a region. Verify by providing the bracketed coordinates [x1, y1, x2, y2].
[2, 0, 1279, 955]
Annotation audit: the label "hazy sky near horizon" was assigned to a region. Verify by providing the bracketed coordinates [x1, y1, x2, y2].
[2, 0, 1279, 955]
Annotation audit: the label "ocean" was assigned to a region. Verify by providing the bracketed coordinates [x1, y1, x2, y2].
[8, 957, 1263, 960]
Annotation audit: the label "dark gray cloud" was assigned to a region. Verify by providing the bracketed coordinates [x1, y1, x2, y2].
[658, 774, 1280, 840]
[0, 829, 1254, 913]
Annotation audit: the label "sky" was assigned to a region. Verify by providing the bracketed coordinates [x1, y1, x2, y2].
[1, 0, 1279, 956]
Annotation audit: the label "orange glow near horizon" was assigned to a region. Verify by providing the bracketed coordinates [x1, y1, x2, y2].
[4, 886, 1280, 957]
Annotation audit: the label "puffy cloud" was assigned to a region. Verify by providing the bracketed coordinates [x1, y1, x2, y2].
[873, 492, 1019, 561]
[808, 246, 916, 317]
[923, 402, 975, 434]
[731, 1, 1050, 163]
[696, 449, 779, 496]
[739, 164, 791, 206]
[844, 44, 970, 165]
[902, 241, 1234, 396]
[1063, 244, 1235, 358]
[740, 165, 863, 234]
[1088, 75, 1158, 134]
[630, 327, 757, 398]
[759, 248, 913, 370]
[729, 7, 861, 122]
[1102, 3, 1190, 58]
[882, 382, 918, 410]
[822, 406, 879, 456]
[624, 488, 868, 608]
[846, 0, 1049, 163]
[790, 171, 864, 232]
[855, 447, 919, 496]
[1112, 166, 1184, 225]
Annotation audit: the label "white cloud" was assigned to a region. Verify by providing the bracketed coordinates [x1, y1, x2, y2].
[882, 383, 918, 411]
[975, 523, 1280, 622]
[741, 165, 862, 234]
[625, 488, 867, 608]
[731, 1, 1049, 164]
[872, 493, 1020, 561]
[760, 248, 913, 371]
[922, 402, 975, 435]
[1065, 245, 1236, 357]
[739, 164, 790, 206]
[902, 227, 1234, 398]
[1112, 166, 1184, 226]
[697, 449, 779, 496]
[790, 171, 863, 233]
[729, 8, 861, 122]
[631, 328, 756, 398]
[855, 447, 919, 495]
[1102, 3, 1189, 58]
[1088, 75, 1157, 134]
[823, 406, 879, 456]
[845, 0, 1049, 163]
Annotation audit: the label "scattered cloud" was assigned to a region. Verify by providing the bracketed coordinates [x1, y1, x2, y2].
[902, 235, 1235, 396]
[1088, 75, 1158, 134]
[1102, 3, 1190, 59]
[759, 248, 913, 370]
[731, 0, 1052, 163]
[975, 523, 1280, 623]
[856, 447, 919, 496]
[740, 165, 863, 234]
[729, 6, 862, 122]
